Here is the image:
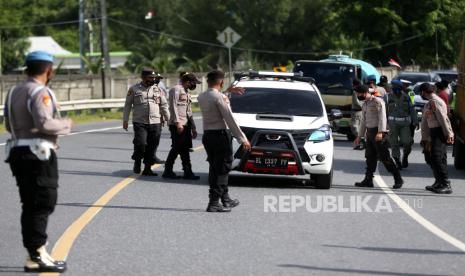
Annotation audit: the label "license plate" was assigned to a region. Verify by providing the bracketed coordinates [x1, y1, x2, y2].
[254, 157, 288, 168]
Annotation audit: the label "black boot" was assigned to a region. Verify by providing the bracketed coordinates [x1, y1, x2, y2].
[183, 166, 200, 180]
[393, 172, 404, 189]
[24, 246, 67, 273]
[162, 170, 180, 179]
[142, 165, 158, 176]
[402, 155, 409, 168]
[133, 159, 141, 174]
[222, 193, 240, 208]
[394, 157, 403, 170]
[355, 176, 374, 187]
[206, 193, 231, 212]
[431, 181, 452, 194]
[425, 182, 440, 191]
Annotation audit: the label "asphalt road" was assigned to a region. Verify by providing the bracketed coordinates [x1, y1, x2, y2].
[1, 117, 465, 276]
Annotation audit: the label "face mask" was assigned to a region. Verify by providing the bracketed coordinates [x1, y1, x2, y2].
[393, 88, 402, 95]
[421, 94, 429, 101]
[357, 95, 366, 101]
[145, 80, 155, 87]
[188, 83, 197, 91]
[154, 79, 160, 85]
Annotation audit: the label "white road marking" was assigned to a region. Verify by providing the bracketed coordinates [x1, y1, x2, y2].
[0, 116, 205, 146]
[374, 175, 465, 252]
[0, 125, 131, 146]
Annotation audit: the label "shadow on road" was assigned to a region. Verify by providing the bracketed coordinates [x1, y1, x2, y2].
[0, 266, 23, 273]
[322, 244, 465, 255]
[57, 202, 204, 213]
[277, 264, 450, 276]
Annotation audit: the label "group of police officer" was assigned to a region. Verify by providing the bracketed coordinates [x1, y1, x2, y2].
[353, 75, 454, 194]
[4, 51, 456, 273]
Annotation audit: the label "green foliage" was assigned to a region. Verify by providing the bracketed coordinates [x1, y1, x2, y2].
[1, 0, 465, 74]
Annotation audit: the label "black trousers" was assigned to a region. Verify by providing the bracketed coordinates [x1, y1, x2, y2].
[365, 128, 399, 178]
[202, 130, 233, 200]
[165, 124, 193, 172]
[8, 147, 58, 254]
[132, 122, 161, 165]
[424, 127, 449, 184]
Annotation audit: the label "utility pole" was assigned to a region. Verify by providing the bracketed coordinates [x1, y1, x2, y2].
[435, 26, 439, 69]
[100, 0, 111, 98]
[79, 0, 86, 74]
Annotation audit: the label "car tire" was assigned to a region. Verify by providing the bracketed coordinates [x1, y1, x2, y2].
[454, 139, 465, 170]
[311, 169, 333, 189]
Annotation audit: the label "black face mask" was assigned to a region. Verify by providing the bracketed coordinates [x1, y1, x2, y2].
[421, 94, 429, 101]
[188, 83, 197, 91]
[145, 80, 156, 87]
[357, 95, 366, 101]
[154, 79, 160, 85]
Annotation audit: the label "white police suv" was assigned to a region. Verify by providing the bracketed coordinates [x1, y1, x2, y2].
[230, 71, 341, 189]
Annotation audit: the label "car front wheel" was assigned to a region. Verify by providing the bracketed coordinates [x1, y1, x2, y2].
[311, 169, 333, 189]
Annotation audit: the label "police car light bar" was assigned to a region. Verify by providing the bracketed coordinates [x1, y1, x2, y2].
[234, 70, 314, 83]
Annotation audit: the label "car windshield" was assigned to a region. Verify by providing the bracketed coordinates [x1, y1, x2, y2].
[437, 73, 457, 82]
[395, 74, 430, 84]
[230, 87, 324, 117]
[293, 62, 355, 96]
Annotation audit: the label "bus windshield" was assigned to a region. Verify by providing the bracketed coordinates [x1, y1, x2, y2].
[294, 62, 358, 96]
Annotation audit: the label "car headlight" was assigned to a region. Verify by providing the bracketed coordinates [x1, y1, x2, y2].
[308, 125, 331, 141]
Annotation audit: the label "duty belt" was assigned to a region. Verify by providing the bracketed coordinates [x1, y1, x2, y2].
[388, 116, 411, 123]
[5, 138, 55, 161]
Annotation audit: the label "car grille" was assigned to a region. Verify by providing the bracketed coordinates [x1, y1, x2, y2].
[236, 127, 312, 162]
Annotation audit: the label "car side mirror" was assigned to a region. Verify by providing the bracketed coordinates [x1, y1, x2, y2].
[329, 109, 343, 121]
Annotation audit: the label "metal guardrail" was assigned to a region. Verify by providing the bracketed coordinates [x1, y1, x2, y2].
[0, 95, 199, 116]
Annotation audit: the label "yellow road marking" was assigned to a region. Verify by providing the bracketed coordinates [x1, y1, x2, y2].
[41, 144, 206, 275]
[41, 165, 160, 276]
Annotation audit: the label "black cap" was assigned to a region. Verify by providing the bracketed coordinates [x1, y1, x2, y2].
[206, 70, 225, 83]
[181, 73, 201, 84]
[354, 84, 369, 93]
[141, 68, 156, 77]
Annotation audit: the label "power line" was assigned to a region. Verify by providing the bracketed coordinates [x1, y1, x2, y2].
[0, 16, 427, 55]
[108, 18, 225, 48]
[0, 18, 101, 30]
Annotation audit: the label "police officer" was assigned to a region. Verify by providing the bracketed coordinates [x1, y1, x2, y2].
[419, 83, 454, 194]
[198, 70, 251, 212]
[400, 79, 417, 142]
[123, 68, 170, 175]
[162, 73, 201, 180]
[4, 51, 72, 273]
[365, 75, 387, 98]
[353, 84, 404, 189]
[378, 75, 392, 93]
[387, 80, 419, 169]
[351, 79, 364, 150]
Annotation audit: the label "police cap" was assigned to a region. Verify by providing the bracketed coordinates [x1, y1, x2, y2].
[26, 51, 54, 63]
[181, 73, 201, 84]
[141, 68, 156, 77]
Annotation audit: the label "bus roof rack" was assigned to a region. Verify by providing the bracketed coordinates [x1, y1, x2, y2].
[234, 70, 315, 84]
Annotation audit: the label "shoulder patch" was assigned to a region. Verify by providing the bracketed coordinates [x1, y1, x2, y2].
[42, 94, 52, 106]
